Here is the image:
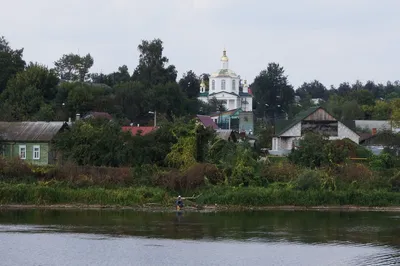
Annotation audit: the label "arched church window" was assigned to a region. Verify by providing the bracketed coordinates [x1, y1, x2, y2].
[232, 80, 236, 90]
[212, 80, 215, 90]
[221, 80, 226, 90]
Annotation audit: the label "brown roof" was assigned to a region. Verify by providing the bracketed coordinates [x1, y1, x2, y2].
[0, 121, 67, 142]
[196, 115, 218, 129]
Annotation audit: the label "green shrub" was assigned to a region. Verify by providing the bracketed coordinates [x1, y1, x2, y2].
[336, 163, 374, 184]
[369, 153, 395, 171]
[0, 156, 33, 180]
[260, 161, 299, 183]
[294, 169, 323, 191]
[390, 171, 400, 192]
[131, 164, 158, 186]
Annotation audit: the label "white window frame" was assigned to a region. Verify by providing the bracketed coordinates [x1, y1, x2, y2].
[212, 80, 215, 90]
[232, 80, 236, 90]
[221, 80, 226, 90]
[19, 145, 26, 160]
[33, 145, 40, 160]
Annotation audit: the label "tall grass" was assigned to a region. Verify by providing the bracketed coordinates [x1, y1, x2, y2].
[196, 186, 400, 207]
[0, 183, 170, 206]
[1, 182, 400, 207]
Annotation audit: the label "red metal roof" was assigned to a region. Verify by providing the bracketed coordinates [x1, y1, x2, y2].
[122, 126, 157, 136]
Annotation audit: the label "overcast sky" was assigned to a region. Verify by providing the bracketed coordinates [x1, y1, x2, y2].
[1, 0, 399, 88]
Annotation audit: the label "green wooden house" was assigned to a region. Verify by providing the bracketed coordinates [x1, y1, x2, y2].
[0, 121, 69, 165]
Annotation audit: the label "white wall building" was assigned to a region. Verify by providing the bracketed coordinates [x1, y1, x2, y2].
[270, 107, 360, 156]
[198, 49, 253, 111]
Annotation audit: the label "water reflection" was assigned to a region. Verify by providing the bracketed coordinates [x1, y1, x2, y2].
[0, 209, 399, 247]
[1, 209, 400, 265]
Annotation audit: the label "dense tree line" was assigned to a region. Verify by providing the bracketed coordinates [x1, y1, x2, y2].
[0, 36, 218, 124]
[0, 34, 399, 127]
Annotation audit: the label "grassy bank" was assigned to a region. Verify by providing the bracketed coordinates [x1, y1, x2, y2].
[196, 186, 400, 207]
[2, 182, 400, 209]
[0, 183, 169, 206]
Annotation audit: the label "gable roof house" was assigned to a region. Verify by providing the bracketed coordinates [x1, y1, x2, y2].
[270, 107, 360, 156]
[0, 121, 69, 165]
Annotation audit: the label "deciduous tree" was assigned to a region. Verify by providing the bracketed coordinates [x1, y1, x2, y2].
[132, 39, 177, 86]
[54, 53, 94, 82]
[0, 36, 26, 93]
[251, 63, 294, 118]
[179, 70, 200, 98]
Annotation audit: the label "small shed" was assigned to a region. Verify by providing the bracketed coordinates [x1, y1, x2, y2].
[0, 121, 69, 165]
[215, 129, 237, 142]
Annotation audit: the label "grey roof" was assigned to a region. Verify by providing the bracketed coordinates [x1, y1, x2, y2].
[275, 106, 359, 136]
[354, 120, 392, 131]
[0, 121, 67, 142]
[215, 129, 237, 141]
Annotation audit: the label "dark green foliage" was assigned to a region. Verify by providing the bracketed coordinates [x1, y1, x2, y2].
[54, 53, 94, 82]
[0, 36, 25, 93]
[294, 169, 323, 191]
[296, 80, 328, 100]
[0, 63, 59, 121]
[369, 153, 395, 171]
[288, 133, 328, 168]
[179, 70, 200, 98]
[288, 133, 352, 168]
[251, 63, 294, 118]
[390, 171, 400, 192]
[132, 39, 177, 86]
[54, 119, 127, 167]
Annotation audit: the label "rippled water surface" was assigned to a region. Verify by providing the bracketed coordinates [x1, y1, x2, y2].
[0, 209, 399, 265]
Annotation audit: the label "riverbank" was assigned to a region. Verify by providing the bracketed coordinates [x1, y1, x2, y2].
[2, 203, 400, 212]
[2, 183, 400, 210]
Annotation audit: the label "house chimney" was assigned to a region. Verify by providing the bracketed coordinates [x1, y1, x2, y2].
[372, 128, 377, 135]
[137, 124, 140, 127]
[76, 113, 80, 121]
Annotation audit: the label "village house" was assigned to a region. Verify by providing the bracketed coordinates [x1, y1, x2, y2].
[209, 108, 254, 135]
[0, 121, 69, 165]
[195, 115, 219, 130]
[270, 107, 360, 156]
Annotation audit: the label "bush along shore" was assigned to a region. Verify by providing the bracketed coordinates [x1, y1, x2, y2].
[2, 121, 400, 210]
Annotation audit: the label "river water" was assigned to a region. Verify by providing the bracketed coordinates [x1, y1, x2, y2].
[0, 209, 399, 266]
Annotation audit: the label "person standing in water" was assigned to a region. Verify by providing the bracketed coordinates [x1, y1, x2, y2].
[176, 195, 184, 210]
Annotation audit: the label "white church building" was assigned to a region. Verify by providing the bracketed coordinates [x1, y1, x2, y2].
[198, 49, 253, 111]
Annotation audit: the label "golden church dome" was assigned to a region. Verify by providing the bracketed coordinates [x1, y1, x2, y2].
[221, 49, 229, 62]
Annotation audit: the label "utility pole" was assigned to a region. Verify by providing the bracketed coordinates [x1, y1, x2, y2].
[154, 110, 157, 127]
[149, 111, 157, 127]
